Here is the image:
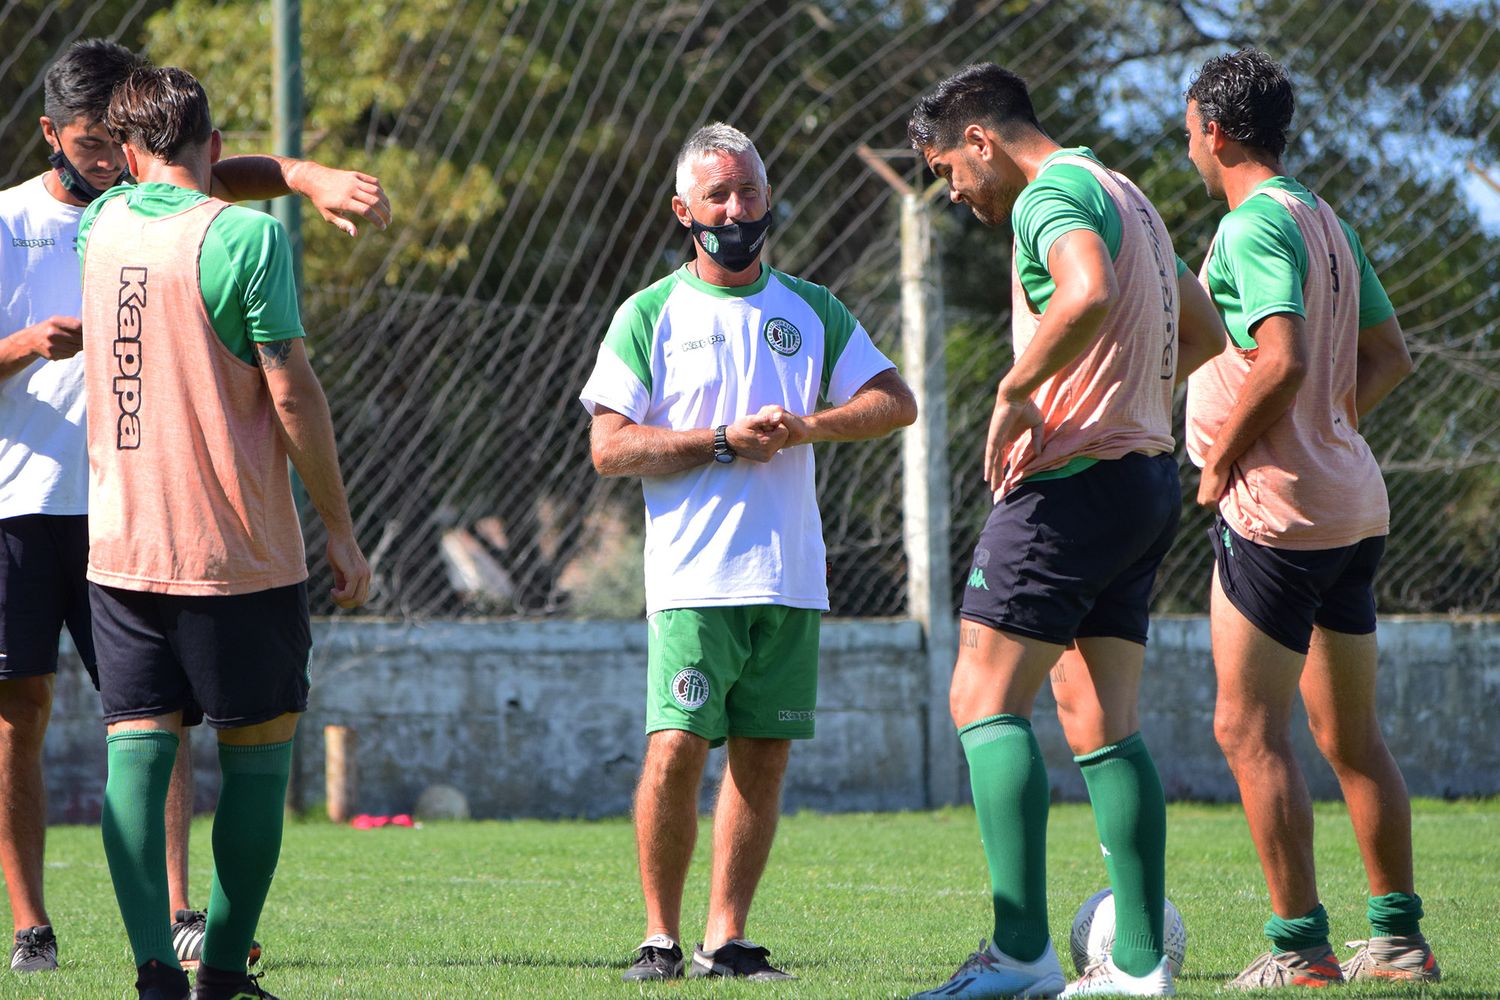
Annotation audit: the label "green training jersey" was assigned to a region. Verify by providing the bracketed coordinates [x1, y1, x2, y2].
[78, 182, 304, 363]
[1202, 176, 1394, 349]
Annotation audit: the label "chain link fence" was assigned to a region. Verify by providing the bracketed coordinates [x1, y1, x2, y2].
[4, 0, 1497, 619]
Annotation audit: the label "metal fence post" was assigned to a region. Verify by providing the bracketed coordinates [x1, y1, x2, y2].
[859, 148, 960, 806]
[272, 0, 303, 293]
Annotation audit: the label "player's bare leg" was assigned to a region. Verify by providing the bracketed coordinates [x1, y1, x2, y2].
[1300, 626, 1413, 895]
[0, 674, 54, 933]
[1051, 638, 1143, 754]
[1210, 571, 1319, 919]
[635, 729, 710, 943]
[911, 622, 1068, 998]
[166, 727, 194, 914]
[701, 736, 790, 951]
[951, 621, 1060, 726]
[1052, 637, 1173, 991]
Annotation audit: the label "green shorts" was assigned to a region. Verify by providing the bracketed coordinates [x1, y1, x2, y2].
[646, 605, 820, 745]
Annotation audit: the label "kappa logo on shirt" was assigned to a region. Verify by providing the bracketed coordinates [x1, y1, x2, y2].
[11, 236, 56, 248]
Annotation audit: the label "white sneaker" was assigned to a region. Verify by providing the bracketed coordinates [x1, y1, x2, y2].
[911, 939, 1066, 999]
[1061, 955, 1174, 997]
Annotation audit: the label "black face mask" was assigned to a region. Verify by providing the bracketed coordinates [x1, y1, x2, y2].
[689, 210, 773, 273]
[48, 147, 127, 204]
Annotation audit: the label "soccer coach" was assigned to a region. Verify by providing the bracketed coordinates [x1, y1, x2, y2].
[581, 123, 915, 983]
[78, 66, 369, 1000]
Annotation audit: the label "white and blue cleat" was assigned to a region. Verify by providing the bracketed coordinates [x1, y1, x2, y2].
[911, 939, 1067, 999]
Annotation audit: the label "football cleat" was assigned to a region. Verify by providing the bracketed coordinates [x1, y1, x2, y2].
[1228, 945, 1344, 989]
[10, 925, 58, 973]
[1340, 935, 1440, 983]
[911, 939, 1066, 998]
[622, 934, 684, 981]
[1062, 955, 1174, 997]
[688, 939, 795, 980]
[134, 959, 191, 1000]
[171, 910, 261, 969]
[189, 969, 280, 1000]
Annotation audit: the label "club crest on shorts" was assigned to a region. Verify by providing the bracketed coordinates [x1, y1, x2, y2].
[671, 668, 711, 710]
[763, 317, 802, 356]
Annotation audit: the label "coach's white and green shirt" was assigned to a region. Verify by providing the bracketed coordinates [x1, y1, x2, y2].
[580, 263, 895, 615]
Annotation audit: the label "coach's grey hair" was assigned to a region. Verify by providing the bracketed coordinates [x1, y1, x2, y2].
[674, 122, 768, 199]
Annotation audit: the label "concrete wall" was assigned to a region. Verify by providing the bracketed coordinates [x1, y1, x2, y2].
[43, 616, 1500, 823]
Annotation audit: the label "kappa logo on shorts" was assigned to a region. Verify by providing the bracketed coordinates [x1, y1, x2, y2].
[671, 668, 711, 710]
[763, 317, 802, 356]
[967, 566, 990, 590]
[777, 710, 814, 722]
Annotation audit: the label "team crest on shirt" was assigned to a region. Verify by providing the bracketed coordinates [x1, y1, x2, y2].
[763, 317, 802, 356]
[671, 668, 711, 710]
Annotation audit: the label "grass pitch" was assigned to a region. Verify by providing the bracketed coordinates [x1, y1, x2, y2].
[4, 799, 1497, 998]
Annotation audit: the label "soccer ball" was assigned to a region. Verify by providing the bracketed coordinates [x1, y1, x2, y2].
[1068, 888, 1187, 976]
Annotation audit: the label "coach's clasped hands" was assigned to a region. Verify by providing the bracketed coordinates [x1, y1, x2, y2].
[725, 403, 821, 463]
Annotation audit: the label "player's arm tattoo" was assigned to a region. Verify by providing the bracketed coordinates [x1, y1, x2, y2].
[257, 340, 295, 371]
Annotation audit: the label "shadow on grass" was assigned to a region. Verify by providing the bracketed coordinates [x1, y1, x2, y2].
[262, 952, 623, 972]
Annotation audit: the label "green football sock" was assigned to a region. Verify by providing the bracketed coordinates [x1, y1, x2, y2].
[1265, 903, 1330, 953]
[101, 729, 181, 970]
[960, 714, 1050, 963]
[1077, 732, 1167, 977]
[201, 740, 293, 972]
[1368, 891, 1423, 937]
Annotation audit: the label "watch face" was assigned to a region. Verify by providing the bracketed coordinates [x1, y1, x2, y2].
[714, 451, 735, 463]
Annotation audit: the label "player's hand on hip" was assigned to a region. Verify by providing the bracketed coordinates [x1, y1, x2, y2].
[23, 316, 83, 360]
[1196, 462, 1230, 508]
[326, 533, 372, 609]
[292, 161, 392, 236]
[984, 388, 1043, 493]
[729, 405, 790, 462]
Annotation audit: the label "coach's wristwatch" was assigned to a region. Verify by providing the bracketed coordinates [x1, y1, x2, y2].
[713, 424, 737, 464]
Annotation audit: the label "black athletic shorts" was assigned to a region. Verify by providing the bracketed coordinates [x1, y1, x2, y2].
[0, 514, 97, 685]
[90, 581, 311, 729]
[960, 451, 1180, 646]
[1210, 516, 1384, 655]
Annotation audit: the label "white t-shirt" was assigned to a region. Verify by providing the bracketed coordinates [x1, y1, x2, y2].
[580, 264, 896, 615]
[0, 174, 87, 518]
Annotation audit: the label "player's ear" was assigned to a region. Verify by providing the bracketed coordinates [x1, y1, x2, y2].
[122, 142, 141, 179]
[39, 116, 58, 150]
[962, 123, 992, 162]
[208, 128, 223, 166]
[671, 193, 692, 228]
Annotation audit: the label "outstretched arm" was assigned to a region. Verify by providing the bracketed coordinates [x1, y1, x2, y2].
[590, 405, 789, 478]
[210, 155, 391, 235]
[777, 368, 916, 446]
[257, 338, 371, 608]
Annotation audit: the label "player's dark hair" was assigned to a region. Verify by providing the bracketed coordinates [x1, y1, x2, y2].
[43, 38, 145, 127]
[1186, 48, 1295, 159]
[907, 62, 1042, 150]
[106, 66, 213, 163]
